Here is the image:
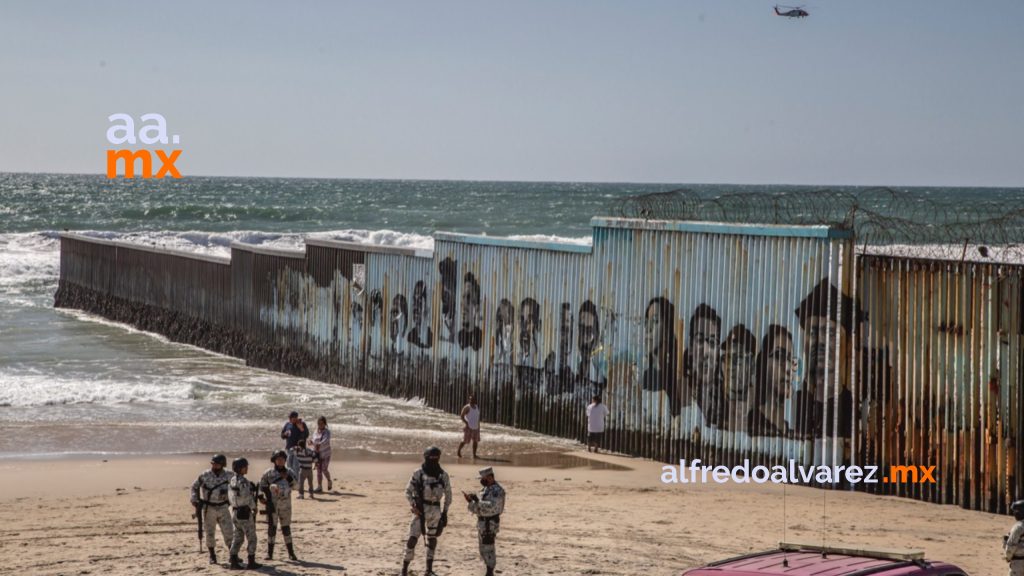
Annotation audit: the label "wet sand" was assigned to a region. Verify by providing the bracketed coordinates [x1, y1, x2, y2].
[0, 450, 1011, 575]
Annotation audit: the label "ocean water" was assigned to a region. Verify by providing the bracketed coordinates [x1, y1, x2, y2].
[0, 173, 1020, 458]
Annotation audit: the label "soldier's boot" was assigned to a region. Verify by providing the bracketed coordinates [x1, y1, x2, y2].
[485, 568, 494, 576]
[286, 542, 298, 561]
[208, 547, 218, 565]
[265, 543, 274, 560]
[246, 555, 261, 570]
[426, 557, 437, 575]
[401, 560, 411, 576]
[228, 554, 243, 570]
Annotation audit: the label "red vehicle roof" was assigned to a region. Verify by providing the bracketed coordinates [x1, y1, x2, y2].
[682, 549, 967, 576]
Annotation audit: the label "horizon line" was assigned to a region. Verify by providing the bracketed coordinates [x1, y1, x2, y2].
[0, 170, 1021, 190]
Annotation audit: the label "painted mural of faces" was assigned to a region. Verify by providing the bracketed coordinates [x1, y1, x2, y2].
[748, 324, 795, 437]
[351, 301, 364, 330]
[408, 280, 433, 349]
[722, 325, 756, 401]
[794, 278, 864, 398]
[458, 272, 482, 351]
[369, 289, 383, 327]
[578, 301, 599, 356]
[461, 272, 480, 330]
[559, 303, 573, 360]
[519, 298, 541, 359]
[495, 299, 514, 358]
[438, 257, 457, 341]
[763, 329, 795, 400]
[688, 304, 722, 387]
[645, 302, 661, 354]
[804, 316, 836, 389]
[390, 294, 408, 344]
[412, 281, 427, 326]
[642, 297, 677, 393]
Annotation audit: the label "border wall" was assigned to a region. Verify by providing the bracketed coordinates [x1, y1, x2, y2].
[55, 217, 1024, 513]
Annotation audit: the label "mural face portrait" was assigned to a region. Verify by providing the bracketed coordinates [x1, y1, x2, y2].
[722, 326, 756, 401]
[642, 297, 677, 394]
[794, 278, 864, 401]
[804, 315, 836, 392]
[766, 332, 795, 400]
[748, 324, 795, 437]
[390, 294, 408, 344]
[689, 305, 722, 387]
[645, 303, 661, 354]
[438, 257, 457, 341]
[412, 282, 427, 325]
[559, 303, 573, 359]
[461, 272, 480, 330]
[351, 301, 364, 330]
[369, 289, 383, 327]
[407, 280, 433, 349]
[495, 299, 514, 358]
[519, 298, 540, 360]
[578, 302, 599, 356]
[457, 272, 482, 351]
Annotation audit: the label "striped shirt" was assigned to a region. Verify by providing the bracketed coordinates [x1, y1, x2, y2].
[294, 448, 314, 470]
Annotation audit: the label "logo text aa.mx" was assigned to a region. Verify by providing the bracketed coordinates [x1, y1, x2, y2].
[106, 113, 181, 179]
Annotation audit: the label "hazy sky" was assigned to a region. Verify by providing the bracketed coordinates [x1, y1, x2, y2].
[2, 1, 1022, 186]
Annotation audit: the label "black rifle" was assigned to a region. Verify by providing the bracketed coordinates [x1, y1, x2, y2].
[192, 500, 205, 552]
[415, 479, 426, 539]
[261, 484, 275, 520]
[414, 472, 449, 539]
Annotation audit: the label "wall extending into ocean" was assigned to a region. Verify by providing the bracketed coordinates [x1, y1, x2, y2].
[55, 217, 1023, 513]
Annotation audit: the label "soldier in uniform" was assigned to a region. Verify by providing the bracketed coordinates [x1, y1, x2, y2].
[464, 467, 506, 576]
[190, 454, 235, 565]
[227, 458, 260, 570]
[401, 446, 452, 576]
[1005, 500, 1024, 575]
[258, 450, 299, 561]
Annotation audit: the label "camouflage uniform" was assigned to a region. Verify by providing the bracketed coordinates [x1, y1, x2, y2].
[228, 473, 258, 558]
[468, 478, 506, 573]
[259, 466, 297, 550]
[190, 469, 235, 549]
[402, 467, 452, 565]
[1006, 519, 1024, 576]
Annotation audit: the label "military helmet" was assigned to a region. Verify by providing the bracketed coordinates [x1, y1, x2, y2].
[211, 454, 227, 466]
[1012, 500, 1024, 520]
[271, 449, 288, 463]
[423, 446, 442, 459]
[231, 457, 249, 474]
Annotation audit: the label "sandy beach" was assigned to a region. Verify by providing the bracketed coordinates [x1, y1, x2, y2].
[0, 450, 1011, 576]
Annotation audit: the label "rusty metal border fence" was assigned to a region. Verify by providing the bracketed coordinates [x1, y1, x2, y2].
[54, 210, 1024, 514]
[854, 255, 1024, 513]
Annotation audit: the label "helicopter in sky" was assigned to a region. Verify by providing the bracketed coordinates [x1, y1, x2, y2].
[774, 5, 809, 18]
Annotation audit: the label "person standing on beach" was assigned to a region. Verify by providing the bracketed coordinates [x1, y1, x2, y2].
[190, 454, 235, 565]
[401, 446, 452, 576]
[294, 443, 315, 499]
[259, 450, 298, 561]
[280, 411, 308, 478]
[312, 416, 333, 493]
[465, 466, 506, 576]
[586, 395, 609, 453]
[227, 458, 260, 570]
[457, 394, 481, 459]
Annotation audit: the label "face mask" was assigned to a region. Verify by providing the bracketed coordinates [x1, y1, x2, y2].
[423, 458, 441, 475]
[479, 479, 488, 487]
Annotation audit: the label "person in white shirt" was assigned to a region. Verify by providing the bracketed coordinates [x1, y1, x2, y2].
[586, 395, 609, 453]
[458, 394, 482, 459]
